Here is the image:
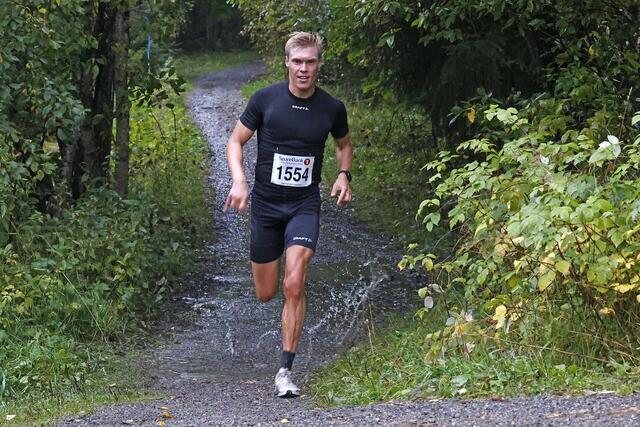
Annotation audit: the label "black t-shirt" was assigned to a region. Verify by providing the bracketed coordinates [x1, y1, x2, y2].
[240, 81, 349, 200]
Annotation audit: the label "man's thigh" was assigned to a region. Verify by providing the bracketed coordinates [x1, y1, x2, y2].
[250, 193, 286, 263]
[252, 258, 279, 300]
[284, 245, 314, 281]
[284, 193, 321, 253]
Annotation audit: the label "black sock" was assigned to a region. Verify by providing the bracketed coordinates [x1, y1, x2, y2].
[280, 351, 295, 370]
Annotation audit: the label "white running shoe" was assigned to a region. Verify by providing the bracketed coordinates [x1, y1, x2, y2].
[274, 367, 300, 398]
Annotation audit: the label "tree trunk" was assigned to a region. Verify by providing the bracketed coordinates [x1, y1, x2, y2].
[114, 7, 130, 198]
[77, 2, 115, 196]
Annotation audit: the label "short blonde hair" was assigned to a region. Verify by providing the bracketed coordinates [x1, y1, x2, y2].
[285, 31, 324, 61]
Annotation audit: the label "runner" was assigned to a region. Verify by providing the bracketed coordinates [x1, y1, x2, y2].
[223, 31, 353, 398]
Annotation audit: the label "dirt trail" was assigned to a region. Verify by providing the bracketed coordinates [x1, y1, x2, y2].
[56, 63, 640, 427]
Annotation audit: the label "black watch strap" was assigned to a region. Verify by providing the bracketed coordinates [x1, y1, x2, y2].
[339, 170, 352, 182]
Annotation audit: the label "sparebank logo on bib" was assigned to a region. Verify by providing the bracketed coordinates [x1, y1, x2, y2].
[279, 155, 306, 164]
[291, 105, 309, 111]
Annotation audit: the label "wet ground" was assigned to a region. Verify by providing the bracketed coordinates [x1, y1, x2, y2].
[55, 63, 640, 426]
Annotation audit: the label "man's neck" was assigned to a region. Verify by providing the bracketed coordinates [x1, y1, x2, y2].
[288, 82, 316, 99]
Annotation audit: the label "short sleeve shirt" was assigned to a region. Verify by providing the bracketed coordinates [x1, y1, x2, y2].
[239, 82, 349, 200]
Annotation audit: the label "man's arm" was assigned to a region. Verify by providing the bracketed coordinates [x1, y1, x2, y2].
[330, 133, 353, 206]
[223, 120, 255, 213]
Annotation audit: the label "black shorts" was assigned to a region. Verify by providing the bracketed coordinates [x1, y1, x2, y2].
[250, 189, 321, 263]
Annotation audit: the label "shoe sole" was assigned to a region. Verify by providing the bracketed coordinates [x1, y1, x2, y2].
[276, 390, 300, 398]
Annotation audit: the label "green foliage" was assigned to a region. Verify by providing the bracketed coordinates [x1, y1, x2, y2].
[0, 1, 230, 417]
[0, 1, 88, 141]
[128, 99, 212, 238]
[1, 0, 190, 207]
[228, 0, 330, 65]
[0, 98, 210, 403]
[402, 18, 640, 362]
[321, 97, 437, 242]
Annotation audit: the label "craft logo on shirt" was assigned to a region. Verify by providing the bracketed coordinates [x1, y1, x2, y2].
[292, 105, 309, 111]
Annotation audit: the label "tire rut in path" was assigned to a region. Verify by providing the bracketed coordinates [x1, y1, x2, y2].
[55, 63, 640, 427]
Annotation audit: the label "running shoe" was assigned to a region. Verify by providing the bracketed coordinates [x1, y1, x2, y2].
[274, 367, 300, 398]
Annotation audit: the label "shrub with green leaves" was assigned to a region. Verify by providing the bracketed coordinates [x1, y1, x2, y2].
[397, 6, 640, 363]
[404, 99, 640, 360]
[0, 98, 209, 401]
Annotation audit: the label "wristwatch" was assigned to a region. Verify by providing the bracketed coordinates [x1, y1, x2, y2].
[338, 170, 352, 182]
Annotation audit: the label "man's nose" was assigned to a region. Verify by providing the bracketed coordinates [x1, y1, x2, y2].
[300, 62, 307, 71]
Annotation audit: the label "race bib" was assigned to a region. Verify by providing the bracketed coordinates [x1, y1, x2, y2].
[270, 153, 314, 187]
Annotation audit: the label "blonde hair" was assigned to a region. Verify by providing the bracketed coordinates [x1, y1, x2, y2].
[284, 31, 324, 61]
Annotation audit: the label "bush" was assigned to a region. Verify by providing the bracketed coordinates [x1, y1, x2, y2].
[0, 99, 210, 401]
[404, 102, 640, 363]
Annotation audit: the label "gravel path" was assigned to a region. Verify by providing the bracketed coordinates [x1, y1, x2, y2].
[54, 63, 640, 427]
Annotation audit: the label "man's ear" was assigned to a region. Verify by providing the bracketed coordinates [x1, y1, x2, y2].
[284, 56, 289, 67]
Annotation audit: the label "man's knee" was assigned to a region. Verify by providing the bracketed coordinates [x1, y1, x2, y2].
[252, 260, 280, 303]
[283, 275, 304, 300]
[256, 288, 276, 303]
[254, 276, 278, 302]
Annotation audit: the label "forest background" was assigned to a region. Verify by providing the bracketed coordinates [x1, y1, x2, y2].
[2, 0, 640, 421]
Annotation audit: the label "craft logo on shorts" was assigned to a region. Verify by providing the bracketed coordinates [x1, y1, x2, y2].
[303, 158, 311, 166]
[293, 236, 312, 243]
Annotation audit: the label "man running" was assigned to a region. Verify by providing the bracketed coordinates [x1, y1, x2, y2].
[223, 31, 353, 398]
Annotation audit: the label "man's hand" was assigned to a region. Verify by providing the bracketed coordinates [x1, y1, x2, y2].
[224, 180, 249, 213]
[330, 173, 352, 207]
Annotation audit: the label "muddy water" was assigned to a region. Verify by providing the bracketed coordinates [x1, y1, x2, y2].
[157, 60, 419, 385]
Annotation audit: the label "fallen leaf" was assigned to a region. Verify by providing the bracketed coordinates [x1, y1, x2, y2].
[281, 419, 290, 424]
[157, 421, 166, 427]
[6, 415, 16, 421]
[161, 410, 174, 419]
[160, 406, 169, 411]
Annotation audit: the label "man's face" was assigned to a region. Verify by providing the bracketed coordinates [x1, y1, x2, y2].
[285, 45, 320, 95]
